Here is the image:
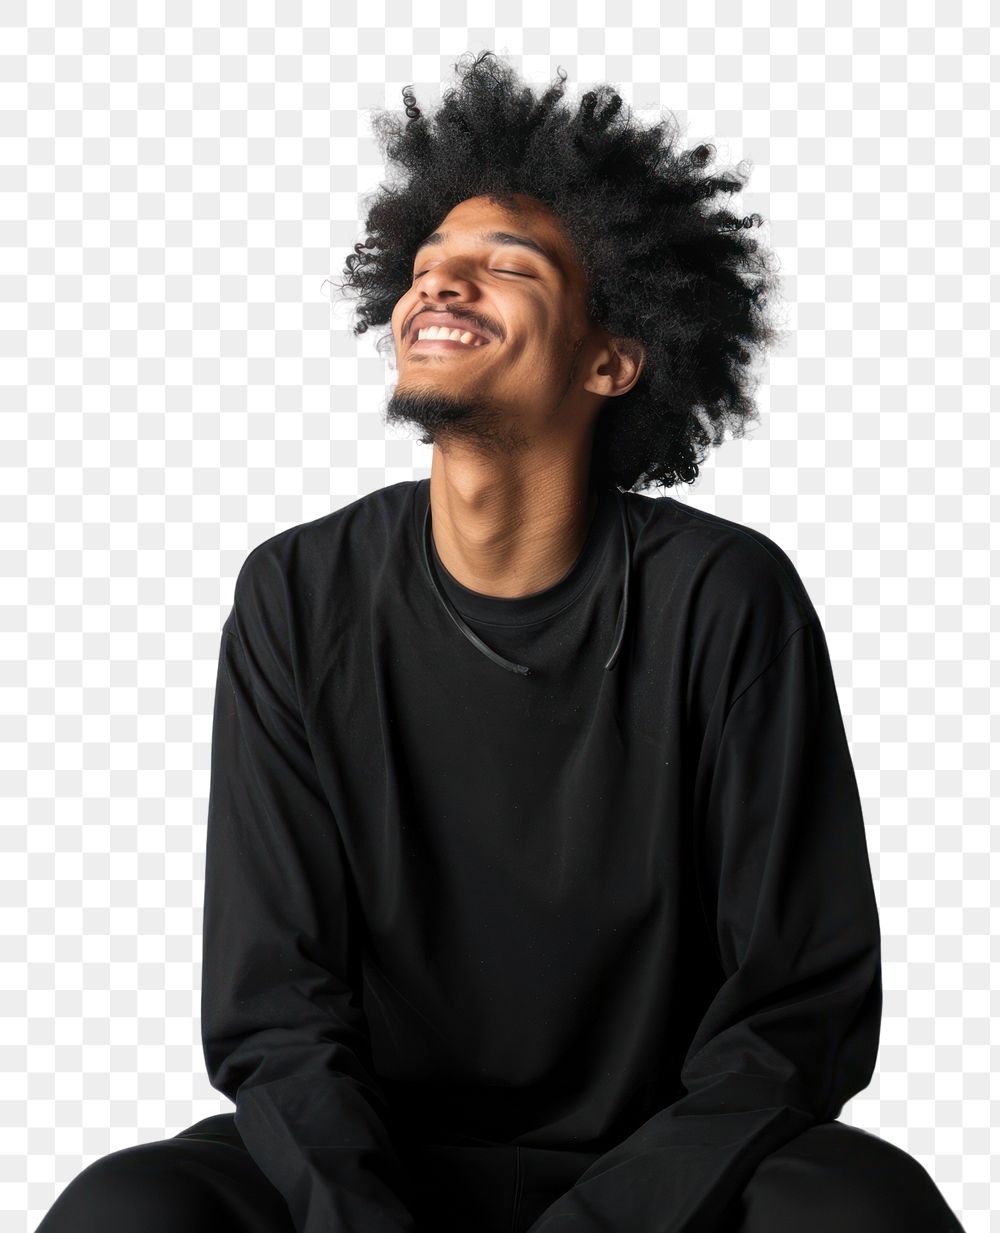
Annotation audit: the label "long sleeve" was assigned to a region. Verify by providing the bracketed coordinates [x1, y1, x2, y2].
[525, 617, 882, 1233]
[200, 569, 418, 1233]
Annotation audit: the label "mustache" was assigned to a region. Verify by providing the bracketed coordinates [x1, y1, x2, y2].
[404, 308, 500, 342]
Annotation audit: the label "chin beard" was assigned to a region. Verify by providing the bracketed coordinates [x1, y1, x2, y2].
[383, 386, 528, 457]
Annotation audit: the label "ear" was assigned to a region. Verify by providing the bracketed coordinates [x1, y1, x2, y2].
[614, 337, 646, 385]
[585, 335, 646, 399]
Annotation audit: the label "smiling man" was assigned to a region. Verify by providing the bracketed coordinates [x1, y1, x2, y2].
[38, 49, 965, 1233]
[383, 188, 644, 605]
[385, 191, 641, 466]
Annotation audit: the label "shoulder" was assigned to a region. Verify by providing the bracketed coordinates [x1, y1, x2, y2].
[230, 479, 417, 623]
[630, 493, 817, 631]
[224, 480, 418, 692]
[659, 495, 816, 628]
[220, 480, 418, 713]
[627, 491, 820, 701]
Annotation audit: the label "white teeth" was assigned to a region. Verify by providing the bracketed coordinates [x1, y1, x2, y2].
[416, 325, 486, 345]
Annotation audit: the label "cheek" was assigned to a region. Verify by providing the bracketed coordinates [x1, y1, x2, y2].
[392, 294, 415, 328]
[525, 321, 573, 364]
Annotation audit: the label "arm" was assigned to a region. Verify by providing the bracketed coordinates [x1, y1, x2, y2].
[525, 618, 882, 1233]
[200, 586, 417, 1233]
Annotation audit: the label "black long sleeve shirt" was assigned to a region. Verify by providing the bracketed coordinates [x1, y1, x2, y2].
[200, 477, 882, 1233]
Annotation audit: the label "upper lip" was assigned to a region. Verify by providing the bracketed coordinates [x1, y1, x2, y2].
[406, 311, 495, 347]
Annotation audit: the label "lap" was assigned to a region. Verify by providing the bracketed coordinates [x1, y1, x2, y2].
[36, 1113, 295, 1233]
[730, 1120, 966, 1233]
[36, 1111, 966, 1233]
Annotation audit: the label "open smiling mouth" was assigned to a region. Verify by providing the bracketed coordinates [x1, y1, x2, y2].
[408, 326, 493, 352]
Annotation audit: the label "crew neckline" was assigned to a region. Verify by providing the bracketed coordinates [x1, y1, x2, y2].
[413, 477, 618, 628]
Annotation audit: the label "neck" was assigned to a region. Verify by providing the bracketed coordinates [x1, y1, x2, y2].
[426, 452, 600, 600]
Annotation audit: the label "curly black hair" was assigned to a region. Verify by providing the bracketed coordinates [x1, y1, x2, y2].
[330, 50, 785, 493]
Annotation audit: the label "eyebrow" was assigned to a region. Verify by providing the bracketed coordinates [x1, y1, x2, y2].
[413, 229, 562, 273]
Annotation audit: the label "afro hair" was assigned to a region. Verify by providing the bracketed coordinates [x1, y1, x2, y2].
[332, 50, 786, 493]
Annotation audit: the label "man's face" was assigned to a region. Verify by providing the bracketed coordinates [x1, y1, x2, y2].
[384, 193, 612, 457]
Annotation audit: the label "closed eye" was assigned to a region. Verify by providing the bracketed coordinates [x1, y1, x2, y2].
[413, 269, 531, 279]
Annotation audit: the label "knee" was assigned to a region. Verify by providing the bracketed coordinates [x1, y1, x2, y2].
[37, 1138, 223, 1233]
[740, 1122, 964, 1233]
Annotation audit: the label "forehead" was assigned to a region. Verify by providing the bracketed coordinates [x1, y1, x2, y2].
[415, 195, 577, 280]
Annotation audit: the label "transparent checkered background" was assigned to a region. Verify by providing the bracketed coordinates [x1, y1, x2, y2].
[3, 6, 993, 1232]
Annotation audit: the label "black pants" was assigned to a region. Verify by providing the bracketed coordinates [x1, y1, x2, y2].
[35, 1111, 966, 1233]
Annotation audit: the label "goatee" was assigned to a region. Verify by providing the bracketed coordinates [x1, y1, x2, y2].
[383, 387, 529, 457]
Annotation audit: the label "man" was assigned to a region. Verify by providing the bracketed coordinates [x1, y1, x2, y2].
[37, 50, 964, 1233]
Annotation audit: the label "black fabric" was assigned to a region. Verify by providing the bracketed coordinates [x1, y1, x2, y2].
[35, 1112, 966, 1233]
[190, 476, 930, 1233]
